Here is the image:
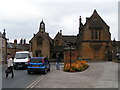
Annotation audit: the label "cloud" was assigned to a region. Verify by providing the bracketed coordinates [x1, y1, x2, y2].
[0, 0, 119, 43]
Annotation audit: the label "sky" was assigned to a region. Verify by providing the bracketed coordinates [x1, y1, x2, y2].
[0, 0, 119, 43]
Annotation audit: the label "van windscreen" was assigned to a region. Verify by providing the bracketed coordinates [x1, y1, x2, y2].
[30, 58, 42, 63]
[15, 53, 28, 59]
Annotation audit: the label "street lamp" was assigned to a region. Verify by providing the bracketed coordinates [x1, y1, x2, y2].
[67, 42, 75, 67]
[69, 42, 72, 67]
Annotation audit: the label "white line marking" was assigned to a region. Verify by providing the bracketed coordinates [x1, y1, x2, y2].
[30, 75, 45, 88]
[25, 64, 54, 89]
[26, 75, 44, 88]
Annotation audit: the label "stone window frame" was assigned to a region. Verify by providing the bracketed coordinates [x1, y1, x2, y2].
[91, 29, 101, 40]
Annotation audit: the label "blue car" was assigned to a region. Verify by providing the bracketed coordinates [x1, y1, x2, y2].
[27, 57, 50, 74]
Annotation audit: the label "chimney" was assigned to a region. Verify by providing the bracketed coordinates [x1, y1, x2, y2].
[34, 34, 36, 37]
[14, 39, 17, 44]
[3, 29, 6, 38]
[24, 39, 26, 44]
[20, 38, 23, 44]
[60, 30, 62, 34]
[79, 16, 82, 27]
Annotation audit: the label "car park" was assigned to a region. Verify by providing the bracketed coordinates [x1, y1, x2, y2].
[27, 57, 50, 74]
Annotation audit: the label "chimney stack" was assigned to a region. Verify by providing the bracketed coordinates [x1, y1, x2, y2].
[20, 38, 23, 44]
[14, 39, 17, 44]
[34, 34, 36, 37]
[60, 30, 62, 34]
[3, 29, 6, 38]
[24, 39, 26, 45]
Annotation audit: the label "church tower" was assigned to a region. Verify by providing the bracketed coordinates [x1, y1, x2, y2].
[39, 20, 45, 33]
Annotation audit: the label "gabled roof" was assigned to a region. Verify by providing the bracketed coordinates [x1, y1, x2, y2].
[29, 31, 52, 44]
[83, 10, 109, 28]
[54, 32, 62, 40]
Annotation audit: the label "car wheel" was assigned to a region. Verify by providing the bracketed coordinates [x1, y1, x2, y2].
[43, 69, 47, 74]
[48, 68, 50, 71]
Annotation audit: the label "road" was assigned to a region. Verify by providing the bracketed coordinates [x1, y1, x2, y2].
[2, 64, 51, 88]
[1, 62, 119, 88]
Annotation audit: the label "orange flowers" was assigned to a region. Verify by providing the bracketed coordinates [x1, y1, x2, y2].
[64, 60, 89, 72]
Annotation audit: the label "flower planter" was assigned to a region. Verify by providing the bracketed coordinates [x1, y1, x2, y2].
[64, 60, 89, 72]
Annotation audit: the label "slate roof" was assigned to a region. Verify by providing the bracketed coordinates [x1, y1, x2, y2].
[62, 35, 77, 44]
[7, 43, 29, 50]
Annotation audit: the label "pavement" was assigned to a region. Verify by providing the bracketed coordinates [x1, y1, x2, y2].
[32, 61, 119, 88]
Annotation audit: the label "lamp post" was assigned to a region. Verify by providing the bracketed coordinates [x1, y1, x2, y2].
[67, 42, 75, 67]
[69, 42, 72, 67]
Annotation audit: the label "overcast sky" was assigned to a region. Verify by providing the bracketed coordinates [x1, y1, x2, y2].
[0, 0, 119, 43]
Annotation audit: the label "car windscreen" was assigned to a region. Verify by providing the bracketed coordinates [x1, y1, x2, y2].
[15, 53, 29, 59]
[30, 58, 42, 63]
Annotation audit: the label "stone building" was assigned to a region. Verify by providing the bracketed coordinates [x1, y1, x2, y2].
[52, 30, 77, 62]
[7, 39, 29, 58]
[1, 29, 7, 64]
[29, 20, 52, 58]
[112, 39, 120, 61]
[77, 10, 112, 61]
[0, 32, 2, 64]
[30, 10, 117, 61]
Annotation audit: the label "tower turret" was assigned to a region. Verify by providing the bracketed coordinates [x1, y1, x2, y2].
[39, 20, 45, 33]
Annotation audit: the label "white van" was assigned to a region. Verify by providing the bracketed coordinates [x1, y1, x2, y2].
[14, 51, 32, 69]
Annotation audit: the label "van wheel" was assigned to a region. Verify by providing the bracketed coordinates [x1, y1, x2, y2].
[43, 69, 47, 74]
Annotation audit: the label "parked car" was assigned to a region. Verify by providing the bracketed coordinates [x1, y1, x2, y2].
[14, 51, 32, 69]
[27, 57, 50, 74]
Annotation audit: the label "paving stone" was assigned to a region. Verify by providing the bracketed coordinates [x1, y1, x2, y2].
[34, 62, 118, 88]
